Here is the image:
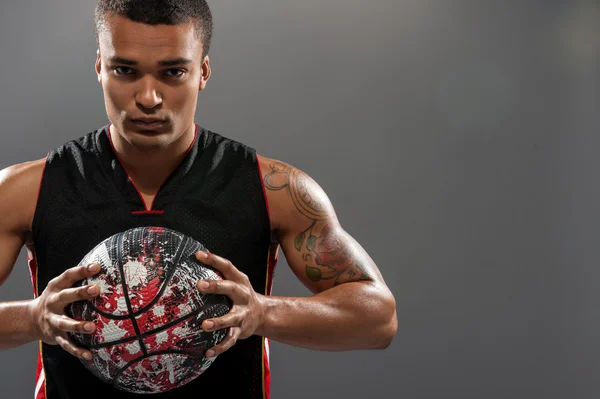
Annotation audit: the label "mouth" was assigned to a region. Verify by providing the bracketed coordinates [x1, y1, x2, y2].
[129, 118, 167, 131]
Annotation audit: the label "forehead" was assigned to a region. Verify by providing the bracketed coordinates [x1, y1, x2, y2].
[98, 14, 203, 60]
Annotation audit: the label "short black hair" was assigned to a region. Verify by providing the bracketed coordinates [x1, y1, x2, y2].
[94, 0, 213, 59]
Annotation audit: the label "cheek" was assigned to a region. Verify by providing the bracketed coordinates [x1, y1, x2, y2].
[168, 84, 198, 112]
[104, 81, 131, 107]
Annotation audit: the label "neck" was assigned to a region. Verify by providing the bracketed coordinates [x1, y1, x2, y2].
[109, 123, 197, 195]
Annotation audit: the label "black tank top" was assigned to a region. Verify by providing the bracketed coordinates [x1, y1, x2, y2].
[29, 124, 278, 399]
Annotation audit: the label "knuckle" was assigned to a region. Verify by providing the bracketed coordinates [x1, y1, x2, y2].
[232, 284, 243, 298]
[56, 317, 68, 331]
[216, 342, 229, 352]
[47, 292, 60, 306]
[78, 287, 89, 299]
[54, 290, 65, 303]
[75, 322, 86, 333]
[42, 313, 53, 328]
[234, 311, 245, 325]
[232, 327, 242, 340]
[219, 343, 231, 352]
[236, 284, 248, 298]
[47, 277, 59, 290]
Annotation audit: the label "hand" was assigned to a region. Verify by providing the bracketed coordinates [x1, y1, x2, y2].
[195, 250, 266, 358]
[30, 263, 101, 360]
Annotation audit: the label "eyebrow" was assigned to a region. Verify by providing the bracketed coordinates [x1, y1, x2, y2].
[108, 56, 193, 66]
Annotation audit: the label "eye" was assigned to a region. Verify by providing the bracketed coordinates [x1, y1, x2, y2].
[113, 66, 134, 76]
[164, 69, 185, 78]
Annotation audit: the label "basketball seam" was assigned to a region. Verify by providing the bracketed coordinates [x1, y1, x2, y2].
[85, 237, 195, 320]
[116, 231, 148, 358]
[108, 301, 227, 389]
[110, 349, 210, 391]
[138, 234, 193, 314]
[87, 299, 226, 349]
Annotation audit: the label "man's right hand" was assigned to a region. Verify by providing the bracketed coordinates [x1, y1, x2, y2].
[30, 263, 102, 360]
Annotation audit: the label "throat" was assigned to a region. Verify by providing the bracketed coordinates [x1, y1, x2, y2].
[108, 123, 199, 211]
[127, 170, 171, 211]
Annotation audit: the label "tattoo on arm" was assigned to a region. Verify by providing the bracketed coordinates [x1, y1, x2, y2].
[264, 161, 372, 286]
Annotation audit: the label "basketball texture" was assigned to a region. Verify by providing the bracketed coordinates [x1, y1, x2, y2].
[67, 226, 231, 394]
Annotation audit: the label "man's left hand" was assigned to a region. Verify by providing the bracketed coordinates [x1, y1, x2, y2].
[195, 250, 266, 358]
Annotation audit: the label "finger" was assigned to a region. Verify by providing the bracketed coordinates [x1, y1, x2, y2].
[202, 309, 243, 332]
[205, 327, 240, 358]
[55, 284, 100, 306]
[195, 251, 243, 282]
[52, 314, 96, 335]
[55, 334, 93, 360]
[196, 279, 246, 302]
[52, 263, 101, 290]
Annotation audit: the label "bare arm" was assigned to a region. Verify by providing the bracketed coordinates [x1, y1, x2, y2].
[255, 156, 397, 350]
[0, 160, 45, 349]
[0, 160, 103, 359]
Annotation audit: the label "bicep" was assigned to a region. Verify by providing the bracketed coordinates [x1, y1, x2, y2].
[261, 157, 384, 293]
[0, 231, 26, 286]
[0, 161, 44, 286]
[279, 220, 384, 293]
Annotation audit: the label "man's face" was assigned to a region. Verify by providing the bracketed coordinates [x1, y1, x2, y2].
[95, 13, 210, 149]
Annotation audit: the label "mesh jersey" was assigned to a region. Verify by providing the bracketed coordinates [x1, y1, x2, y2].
[28, 124, 278, 399]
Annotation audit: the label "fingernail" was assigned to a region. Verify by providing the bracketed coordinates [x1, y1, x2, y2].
[205, 350, 215, 358]
[198, 281, 209, 290]
[84, 323, 95, 332]
[196, 251, 208, 259]
[204, 320, 214, 330]
[88, 264, 100, 272]
[87, 285, 99, 295]
[83, 352, 92, 360]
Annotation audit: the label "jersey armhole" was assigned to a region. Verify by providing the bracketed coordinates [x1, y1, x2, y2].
[31, 154, 50, 245]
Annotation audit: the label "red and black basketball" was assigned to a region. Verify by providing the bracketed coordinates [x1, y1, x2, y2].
[66, 226, 230, 394]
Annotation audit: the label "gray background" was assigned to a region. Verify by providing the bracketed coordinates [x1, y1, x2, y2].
[0, 0, 599, 398]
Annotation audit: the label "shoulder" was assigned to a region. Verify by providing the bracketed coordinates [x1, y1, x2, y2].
[257, 155, 338, 237]
[200, 127, 256, 158]
[48, 128, 104, 162]
[0, 158, 47, 233]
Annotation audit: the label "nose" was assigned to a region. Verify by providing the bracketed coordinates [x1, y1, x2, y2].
[135, 76, 162, 110]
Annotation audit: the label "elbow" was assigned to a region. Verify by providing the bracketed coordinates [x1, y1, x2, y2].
[373, 291, 398, 350]
[376, 310, 398, 349]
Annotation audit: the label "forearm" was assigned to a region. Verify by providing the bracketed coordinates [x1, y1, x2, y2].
[0, 300, 38, 350]
[256, 282, 397, 351]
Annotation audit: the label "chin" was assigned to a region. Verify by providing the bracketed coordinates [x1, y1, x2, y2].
[124, 129, 173, 149]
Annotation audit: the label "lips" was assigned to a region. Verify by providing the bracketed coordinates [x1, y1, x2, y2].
[129, 118, 167, 131]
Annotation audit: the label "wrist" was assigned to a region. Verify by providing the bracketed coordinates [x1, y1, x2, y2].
[254, 294, 272, 337]
[25, 299, 41, 341]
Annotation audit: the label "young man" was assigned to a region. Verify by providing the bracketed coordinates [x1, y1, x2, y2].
[0, 1, 397, 398]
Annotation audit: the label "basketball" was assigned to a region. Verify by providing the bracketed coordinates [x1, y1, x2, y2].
[66, 226, 231, 394]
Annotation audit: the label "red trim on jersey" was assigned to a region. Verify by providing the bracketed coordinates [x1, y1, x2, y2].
[262, 245, 278, 398]
[27, 252, 38, 297]
[35, 346, 46, 399]
[107, 124, 198, 212]
[263, 340, 271, 399]
[131, 210, 166, 216]
[31, 157, 48, 398]
[265, 243, 279, 296]
[29, 252, 46, 399]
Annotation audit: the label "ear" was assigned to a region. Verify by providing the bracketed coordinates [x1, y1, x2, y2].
[95, 49, 102, 83]
[199, 56, 211, 91]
